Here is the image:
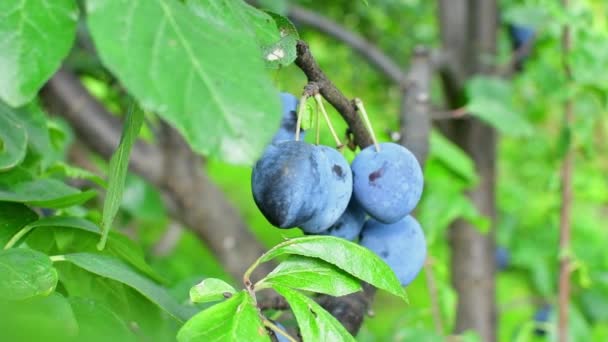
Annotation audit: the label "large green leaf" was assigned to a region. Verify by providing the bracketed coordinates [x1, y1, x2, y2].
[0, 248, 58, 300]
[178, 291, 270, 342]
[69, 297, 138, 342]
[86, 0, 281, 164]
[260, 256, 361, 296]
[0, 293, 79, 341]
[274, 285, 355, 342]
[257, 236, 406, 300]
[14, 216, 163, 282]
[188, 1, 298, 69]
[466, 76, 533, 137]
[59, 253, 195, 322]
[0, 103, 27, 170]
[0, 0, 78, 106]
[0, 202, 38, 247]
[99, 105, 144, 250]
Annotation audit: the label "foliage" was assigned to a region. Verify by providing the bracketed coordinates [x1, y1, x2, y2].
[1, 0, 607, 341]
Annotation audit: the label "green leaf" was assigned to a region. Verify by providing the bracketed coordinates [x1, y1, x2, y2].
[59, 253, 195, 322]
[12, 216, 164, 282]
[0, 176, 96, 208]
[69, 297, 138, 342]
[273, 285, 356, 342]
[0, 248, 58, 300]
[178, 291, 269, 342]
[262, 12, 299, 69]
[260, 256, 361, 296]
[466, 76, 533, 137]
[0, 202, 38, 247]
[121, 174, 166, 221]
[87, 0, 281, 164]
[429, 130, 478, 185]
[99, 105, 144, 250]
[45, 161, 107, 188]
[256, 236, 406, 300]
[189, 278, 237, 304]
[0, 293, 79, 341]
[0, 103, 27, 170]
[0, 0, 78, 106]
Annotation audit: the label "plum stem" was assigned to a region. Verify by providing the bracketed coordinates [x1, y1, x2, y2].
[314, 94, 343, 149]
[295, 95, 308, 141]
[354, 98, 380, 152]
[263, 318, 298, 342]
[315, 99, 321, 144]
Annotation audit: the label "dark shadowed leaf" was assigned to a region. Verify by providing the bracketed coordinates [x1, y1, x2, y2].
[0, 248, 57, 300]
[274, 285, 355, 342]
[16, 216, 163, 282]
[178, 291, 269, 342]
[0, 202, 38, 247]
[260, 256, 361, 296]
[0, 177, 96, 208]
[60, 253, 195, 322]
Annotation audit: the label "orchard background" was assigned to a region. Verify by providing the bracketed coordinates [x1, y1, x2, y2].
[1, 0, 607, 341]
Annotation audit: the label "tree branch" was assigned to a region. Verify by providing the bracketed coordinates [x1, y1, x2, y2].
[294, 40, 374, 149]
[288, 6, 407, 86]
[399, 46, 433, 163]
[41, 68, 274, 280]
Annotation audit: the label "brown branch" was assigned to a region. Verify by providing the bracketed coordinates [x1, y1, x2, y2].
[294, 40, 374, 149]
[41, 68, 274, 280]
[288, 6, 406, 86]
[399, 46, 433, 163]
[292, 39, 377, 335]
[558, 1, 573, 340]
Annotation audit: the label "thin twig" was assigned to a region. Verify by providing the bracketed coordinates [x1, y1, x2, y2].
[558, 1, 573, 341]
[424, 258, 445, 335]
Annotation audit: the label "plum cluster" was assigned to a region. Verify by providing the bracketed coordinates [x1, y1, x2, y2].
[252, 93, 427, 286]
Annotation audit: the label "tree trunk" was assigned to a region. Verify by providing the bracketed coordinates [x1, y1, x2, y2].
[438, 1, 498, 341]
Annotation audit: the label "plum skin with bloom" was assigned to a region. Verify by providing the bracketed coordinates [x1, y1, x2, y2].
[351, 142, 423, 224]
[359, 215, 427, 286]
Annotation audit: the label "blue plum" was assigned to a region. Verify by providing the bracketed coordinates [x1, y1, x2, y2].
[251, 141, 321, 228]
[319, 197, 366, 240]
[299, 145, 352, 233]
[270, 321, 290, 342]
[533, 304, 552, 336]
[272, 93, 305, 144]
[351, 142, 423, 224]
[495, 246, 510, 271]
[508, 24, 535, 70]
[359, 215, 427, 286]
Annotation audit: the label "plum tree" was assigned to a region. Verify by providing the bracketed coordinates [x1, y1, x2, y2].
[359, 215, 427, 286]
[351, 142, 423, 223]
